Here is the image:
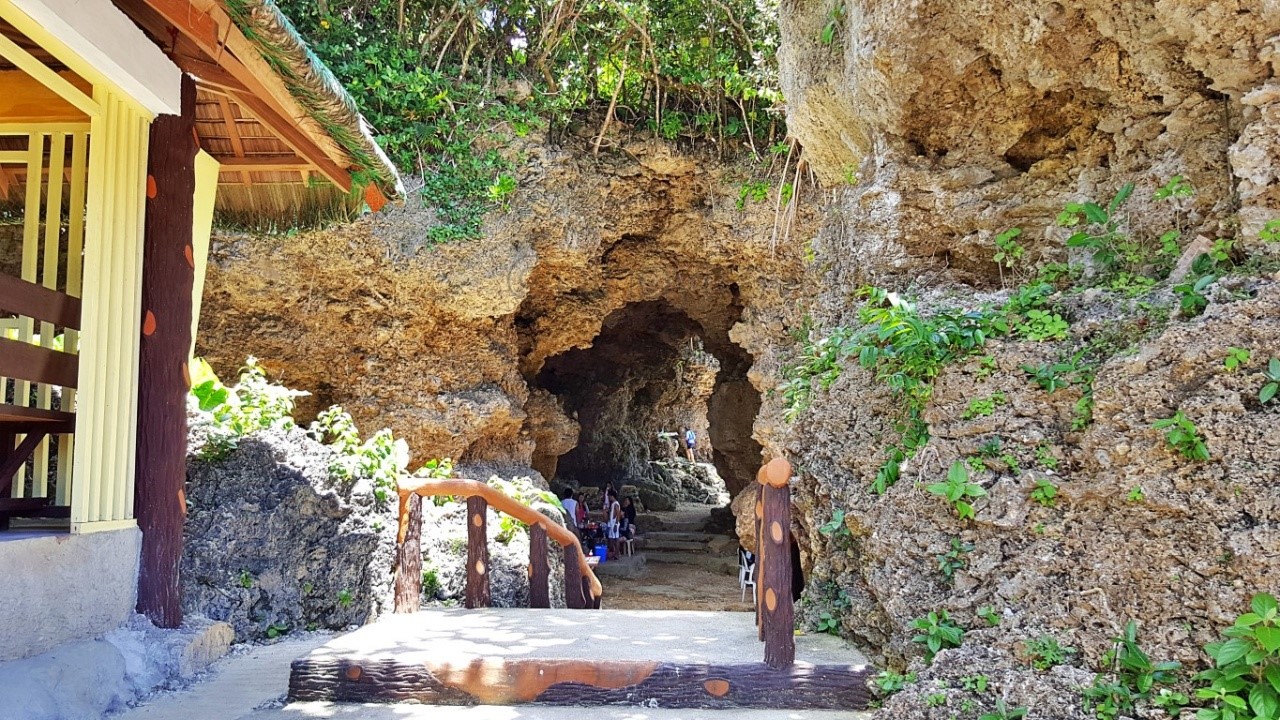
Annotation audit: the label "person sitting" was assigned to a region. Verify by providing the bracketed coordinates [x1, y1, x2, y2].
[620, 496, 638, 539]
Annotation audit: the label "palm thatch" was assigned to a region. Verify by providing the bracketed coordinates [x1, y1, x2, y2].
[221, 0, 403, 200]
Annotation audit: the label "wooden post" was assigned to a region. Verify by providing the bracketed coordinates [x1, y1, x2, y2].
[393, 492, 423, 613]
[466, 496, 490, 609]
[529, 522, 550, 609]
[760, 458, 795, 669]
[563, 545, 587, 609]
[135, 74, 198, 629]
[755, 475, 765, 641]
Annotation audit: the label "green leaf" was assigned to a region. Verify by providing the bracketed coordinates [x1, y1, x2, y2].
[1237, 613, 1265, 627]
[1270, 358, 1280, 378]
[1083, 202, 1108, 224]
[1264, 664, 1280, 693]
[1250, 682, 1279, 717]
[1253, 594, 1279, 619]
[1262, 383, 1279, 405]
[1256, 626, 1280, 654]
[1109, 182, 1135, 213]
[1214, 638, 1255, 666]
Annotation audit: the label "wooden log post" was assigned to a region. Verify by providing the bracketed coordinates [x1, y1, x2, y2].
[529, 522, 550, 608]
[393, 492, 423, 613]
[135, 74, 199, 629]
[466, 496, 491, 609]
[760, 458, 795, 669]
[755, 472, 765, 641]
[563, 545, 587, 609]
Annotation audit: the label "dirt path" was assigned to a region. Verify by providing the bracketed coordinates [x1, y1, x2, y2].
[597, 502, 753, 612]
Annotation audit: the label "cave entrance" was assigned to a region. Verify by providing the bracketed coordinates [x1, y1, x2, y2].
[531, 299, 762, 503]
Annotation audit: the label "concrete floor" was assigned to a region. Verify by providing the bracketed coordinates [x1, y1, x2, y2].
[301, 608, 870, 667]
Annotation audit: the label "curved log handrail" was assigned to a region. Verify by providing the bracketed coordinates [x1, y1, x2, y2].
[397, 477, 603, 603]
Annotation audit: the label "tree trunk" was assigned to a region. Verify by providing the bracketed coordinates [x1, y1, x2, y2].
[135, 74, 198, 629]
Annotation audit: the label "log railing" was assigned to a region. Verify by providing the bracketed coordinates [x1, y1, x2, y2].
[393, 477, 603, 613]
[755, 457, 795, 669]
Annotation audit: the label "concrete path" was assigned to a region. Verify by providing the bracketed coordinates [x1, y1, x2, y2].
[246, 702, 872, 719]
[301, 608, 870, 666]
[111, 634, 332, 720]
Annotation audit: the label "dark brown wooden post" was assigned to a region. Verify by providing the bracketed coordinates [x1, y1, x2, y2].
[135, 74, 198, 629]
[563, 545, 586, 609]
[760, 458, 795, 669]
[465, 496, 490, 609]
[529, 522, 550, 608]
[393, 492, 423, 613]
[755, 478, 765, 641]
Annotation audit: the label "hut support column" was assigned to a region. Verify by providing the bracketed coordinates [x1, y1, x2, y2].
[135, 74, 198, 628]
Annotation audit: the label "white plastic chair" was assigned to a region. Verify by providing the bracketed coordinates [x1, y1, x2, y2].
[619, 535, 634, 556]
[739, 549, 757, 602]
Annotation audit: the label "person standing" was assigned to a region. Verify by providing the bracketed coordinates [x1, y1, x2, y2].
[605, 489, 622, 555]
[683, 427, 697, 462]
[559, 488, 579, 533]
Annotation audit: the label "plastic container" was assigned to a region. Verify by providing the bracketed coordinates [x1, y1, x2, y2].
[593, 544, 608, 563]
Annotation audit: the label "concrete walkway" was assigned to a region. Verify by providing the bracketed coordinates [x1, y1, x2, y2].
[246, 702, 871, 719]
[111, 635, 332, 720]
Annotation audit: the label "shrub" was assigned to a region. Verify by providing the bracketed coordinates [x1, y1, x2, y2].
[1153, 411, 1210, 461]
[912, 609, 965, 663]
[1195, 593, 1280, 720]
[927, 462, 987, 520]
[1082, 621, 1181, 720]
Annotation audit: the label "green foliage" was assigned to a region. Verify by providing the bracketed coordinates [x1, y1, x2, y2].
[925, 692, 948, 707]
[1022, 358, 1076, 393]
[780, 331, 847, 421]
[1155, 175, 1195, 201]
[963, 392, 1007, 420]
[1262, 220, 1280, 243]
[937, 538, 974, 581]
[818, 508, 850, 539]
[912, 609, 965, 664]
[191, 357, 309, 460]
[279, 0, 782, 241]
[1127, 486, 1145, 503]
[978, 438, 1004, 458]
[1226, 348, 1252, 372]
[1153, 411, 1210, 461]
[927, 462, 987, 521]
[1083, 620, 1182, 720]
[337, 589, 353, 608]
[978, 606, 1001, 627]
[1260, 358, 1280, 405]
[819, 1, 846, 44]
[487, 476, 563, 544]
[1175, 274, 1216, 318]
[875, 669, 917, 696]
[1072, 392, 1095, 431]
[1025, 635, 1076, 671]
[993, 227, 1025, 270]
[736, 180, 770, 209]
[265, 622, 290, 639]
[961, 674, 989, 694]
[421, 567, 441, 599]
[979, 699, 1028, 720]
[872, 447, 906, 495]
[815, 611, 840, 634]
[485, 174, 518, 207]
[1030, 478, 1058, 508]
[1058, 182, 1135, 272]
[1015, 309, 1070, 341]
[238, 569, 253, 589]
[1035, 443, 1059, 470]
[1195, 593, 1280, 720]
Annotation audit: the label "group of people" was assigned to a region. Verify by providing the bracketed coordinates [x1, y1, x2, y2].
[558, 482, 637, 556]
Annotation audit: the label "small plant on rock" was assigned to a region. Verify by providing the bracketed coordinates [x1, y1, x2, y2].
[961, 674, 989, 693]
[979, 699, 1028, 720]
[815, 611, 841, 635]
[1083, 620, 1182, 720]
[1035, 443, 1059, 470]
[1022, 358, 1077, 393]
[912, 609, 965, 664]
[337, 589, 353, 608]
[1017, 309, 1070, 341]
[1225, 348, 1251, 372]
[1025, 634, 1076, 671]
[1260, 358, 1280, 405]
[963, 392, 1007, 420]
[1153, 411, 1210, 461]
[1262, 219, 1280, 243]
[1194, 592, 1280, 720]
[978, 606, 1001, 627]
[1128, 486, 1146, 503]
[926, 692, 948, 707]
[875, 669, 917, 696]
[927, 462, 987, 521]
[818, 508, 851, 539]
[937, 538, 974, 581]
[1174, 274, 1215, 318]
[1031, 478, 1059, 508]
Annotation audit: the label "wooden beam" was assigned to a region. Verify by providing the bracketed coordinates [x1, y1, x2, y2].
[393, 492, 423, 613]
[0, 70, 91, 123]
[214, 95, 251, 185]
[135, 74, 198, 629]
[0, 336, 79, 388]
[0, 273, 82, 329]
[529, 522, 550, 609]
[0, 33, 98, 116]
[216, 155, 310, 171]
[228, 90, 351, 192]
[466, 496, 490, 609]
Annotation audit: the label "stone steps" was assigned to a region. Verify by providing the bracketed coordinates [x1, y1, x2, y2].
[643, 551, 739, 575]
[643, 530, 714, 543]
[641, 538, 711, 553]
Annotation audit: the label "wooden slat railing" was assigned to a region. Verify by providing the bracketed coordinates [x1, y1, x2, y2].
[393, 477, 603, 613]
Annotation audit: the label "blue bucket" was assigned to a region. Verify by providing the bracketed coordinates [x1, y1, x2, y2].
[593, 544, 608, 562]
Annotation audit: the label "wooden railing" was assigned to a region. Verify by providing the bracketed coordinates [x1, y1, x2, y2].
[754, 457, 795, 669]
[393, 477, 603, 613]
[0, 273, 81, 529]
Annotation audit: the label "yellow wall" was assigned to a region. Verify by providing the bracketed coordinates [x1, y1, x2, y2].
[190, 150, 219, 357]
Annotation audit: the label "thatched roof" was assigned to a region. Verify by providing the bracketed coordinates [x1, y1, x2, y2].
[222, 0, 401, 198]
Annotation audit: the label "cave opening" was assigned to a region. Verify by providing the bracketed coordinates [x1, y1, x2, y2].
[527, 298, 763, 507]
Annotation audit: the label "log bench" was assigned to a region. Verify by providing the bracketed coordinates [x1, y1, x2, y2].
[0, 273, 80, 529]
